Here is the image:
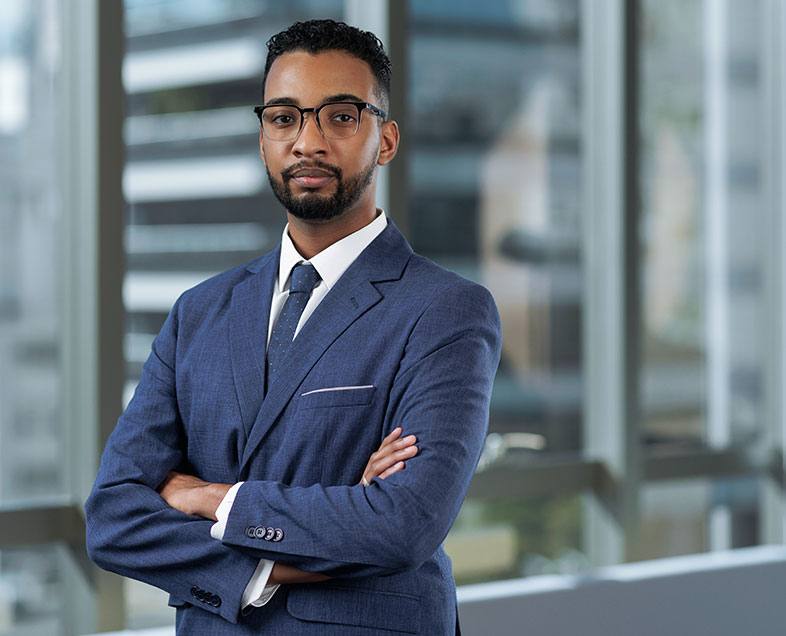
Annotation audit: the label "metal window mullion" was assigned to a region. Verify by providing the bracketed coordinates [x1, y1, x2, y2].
[703, 0, 733, 552]
[59, 0, 100, 633]
[60, 0, 126, 632]
[344, 0, 391, 214]
[759, 0, 786, 545]
[581, 0, 640, 567]
[385, 0, 410, 237]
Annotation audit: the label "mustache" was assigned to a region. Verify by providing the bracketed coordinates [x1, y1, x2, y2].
[281, 160, 342, 180]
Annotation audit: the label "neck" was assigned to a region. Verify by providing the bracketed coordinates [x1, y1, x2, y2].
[286, 205, 379, 260]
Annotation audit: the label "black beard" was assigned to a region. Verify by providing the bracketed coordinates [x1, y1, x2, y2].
[267, 159, 375, 223]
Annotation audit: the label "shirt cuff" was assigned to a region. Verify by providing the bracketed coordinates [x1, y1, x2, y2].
[210, 481, 243, 540]
[210, 482, 280, 608]
[242, 558, 281, 608]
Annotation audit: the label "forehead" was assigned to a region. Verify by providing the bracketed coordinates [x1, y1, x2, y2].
[264, 50, 376, 104]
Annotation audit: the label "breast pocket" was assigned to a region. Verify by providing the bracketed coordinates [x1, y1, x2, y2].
[299, 385, 375, 409]
[294, 385, 378, 484]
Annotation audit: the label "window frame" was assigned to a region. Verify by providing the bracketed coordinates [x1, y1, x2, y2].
[1, 0, 783, 631]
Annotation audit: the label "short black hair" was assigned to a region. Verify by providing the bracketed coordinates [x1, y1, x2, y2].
[263, 19, 392, 114]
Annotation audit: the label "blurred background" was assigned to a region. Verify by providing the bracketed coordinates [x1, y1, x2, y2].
[0, 0, 784, 633]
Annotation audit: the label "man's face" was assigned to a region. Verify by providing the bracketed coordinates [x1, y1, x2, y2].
[260, 50, 396, 223]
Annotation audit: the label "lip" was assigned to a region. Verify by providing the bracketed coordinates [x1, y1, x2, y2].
[289, 168, 335, 189]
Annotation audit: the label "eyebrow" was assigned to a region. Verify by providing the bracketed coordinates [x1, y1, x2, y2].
[264, 96, 299, 106]
[264, 93, 366, 107]
[323, 93, 365, 104]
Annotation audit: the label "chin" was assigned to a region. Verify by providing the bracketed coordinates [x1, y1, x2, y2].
[287, 197, 347, 223]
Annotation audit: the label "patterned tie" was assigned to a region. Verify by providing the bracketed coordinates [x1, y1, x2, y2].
[266, 263, 321, 383]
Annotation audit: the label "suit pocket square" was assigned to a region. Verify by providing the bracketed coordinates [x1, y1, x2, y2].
[299, 385, 375, 408]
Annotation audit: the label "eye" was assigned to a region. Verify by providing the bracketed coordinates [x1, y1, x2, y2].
[264, 109, 298, 127]
[331, 112, 357, 123]
[323, 105, 358, 127]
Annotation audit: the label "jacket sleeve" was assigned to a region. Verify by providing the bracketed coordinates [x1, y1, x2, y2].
[84, 299, 259, 624]
[221, 281, 502, 577]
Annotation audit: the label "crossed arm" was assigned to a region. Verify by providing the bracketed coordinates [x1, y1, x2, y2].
[156, 427, 418, 584]
[86, 280, 501, 621]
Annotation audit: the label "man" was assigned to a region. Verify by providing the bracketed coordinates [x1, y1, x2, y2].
[86, 19, 501, 635]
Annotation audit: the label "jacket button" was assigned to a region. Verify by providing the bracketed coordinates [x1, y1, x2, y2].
[209, 593, 221, 607]
[254, 526, 266, 539]
[273, 528, 284, 542]
[245, 526, 257, 538]
[190, 586, 199, 599]
[264, 527, 275, 541]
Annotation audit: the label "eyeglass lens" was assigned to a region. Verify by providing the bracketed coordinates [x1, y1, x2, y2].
[261, 103, 362, 140]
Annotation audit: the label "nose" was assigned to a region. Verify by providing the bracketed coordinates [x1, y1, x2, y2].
[291, 111, 328, 157]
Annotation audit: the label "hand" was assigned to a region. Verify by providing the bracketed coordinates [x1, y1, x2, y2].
[157, 471, 232, 521]
[360, 427, 418, 486]
[268, 562, 331, 585]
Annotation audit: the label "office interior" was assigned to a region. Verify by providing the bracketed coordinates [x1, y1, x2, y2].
[0, 0, 785, 634]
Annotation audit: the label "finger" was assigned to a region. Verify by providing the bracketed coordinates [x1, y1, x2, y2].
[390, 435, 417, 450]
[376, 441, 418, 463]
[378, 427, 403, 450]
[367, 445, 418, 478]
[373, 436, 416, 462]
[378, 461, 406, 480]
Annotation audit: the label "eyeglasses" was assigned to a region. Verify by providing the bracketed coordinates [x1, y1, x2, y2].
[253, 101, 387, 141]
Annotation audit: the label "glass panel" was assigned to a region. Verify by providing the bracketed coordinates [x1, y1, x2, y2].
[409, 0, 583, 456]
[124, 579, 172, 631]
[447, 494, 584, 585]
[639, 0, 766, 449]
[0, 547, 62, 636]
[632, 477, 759, 561]
[409, 0, 584, 584]
[122, 0, 344, 402]
[0, 1, 66, 503]
[121, 1, 345, 626]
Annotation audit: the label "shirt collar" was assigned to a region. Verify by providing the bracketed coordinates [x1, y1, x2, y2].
[277, 210, 388, 293]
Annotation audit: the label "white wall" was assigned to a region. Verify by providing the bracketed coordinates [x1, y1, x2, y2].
[458, 545, 786, 636]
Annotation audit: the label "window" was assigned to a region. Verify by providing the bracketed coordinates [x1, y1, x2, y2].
[122, 1, 346, 627]
[1, 1, 783, 632]
[0, 1, 69, 633]
[407, 0, 585, 580]
[637, 0, 777, 556]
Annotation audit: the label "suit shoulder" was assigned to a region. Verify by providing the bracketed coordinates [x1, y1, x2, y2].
[395, 253, 502, 368]
[173, 251, 275, 316]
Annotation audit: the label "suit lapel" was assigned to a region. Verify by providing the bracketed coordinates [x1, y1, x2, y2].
[239, 220, 413, 474]
[228, 249, 278, 440]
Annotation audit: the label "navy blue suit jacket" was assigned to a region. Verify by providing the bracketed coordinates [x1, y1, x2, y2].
[85, 220, 502, 635]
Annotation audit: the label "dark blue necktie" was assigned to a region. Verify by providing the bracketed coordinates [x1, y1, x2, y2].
[266, 263, 321, 382]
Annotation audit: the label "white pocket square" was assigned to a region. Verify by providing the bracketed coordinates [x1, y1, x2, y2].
[300, 385, 374, 397]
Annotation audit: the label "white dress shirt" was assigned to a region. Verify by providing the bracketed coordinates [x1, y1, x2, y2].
[210, 210, 388, 608]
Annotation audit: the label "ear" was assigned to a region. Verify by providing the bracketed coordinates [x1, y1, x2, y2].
[258, 128, 267, 166]
[377, 120, 399, 166]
